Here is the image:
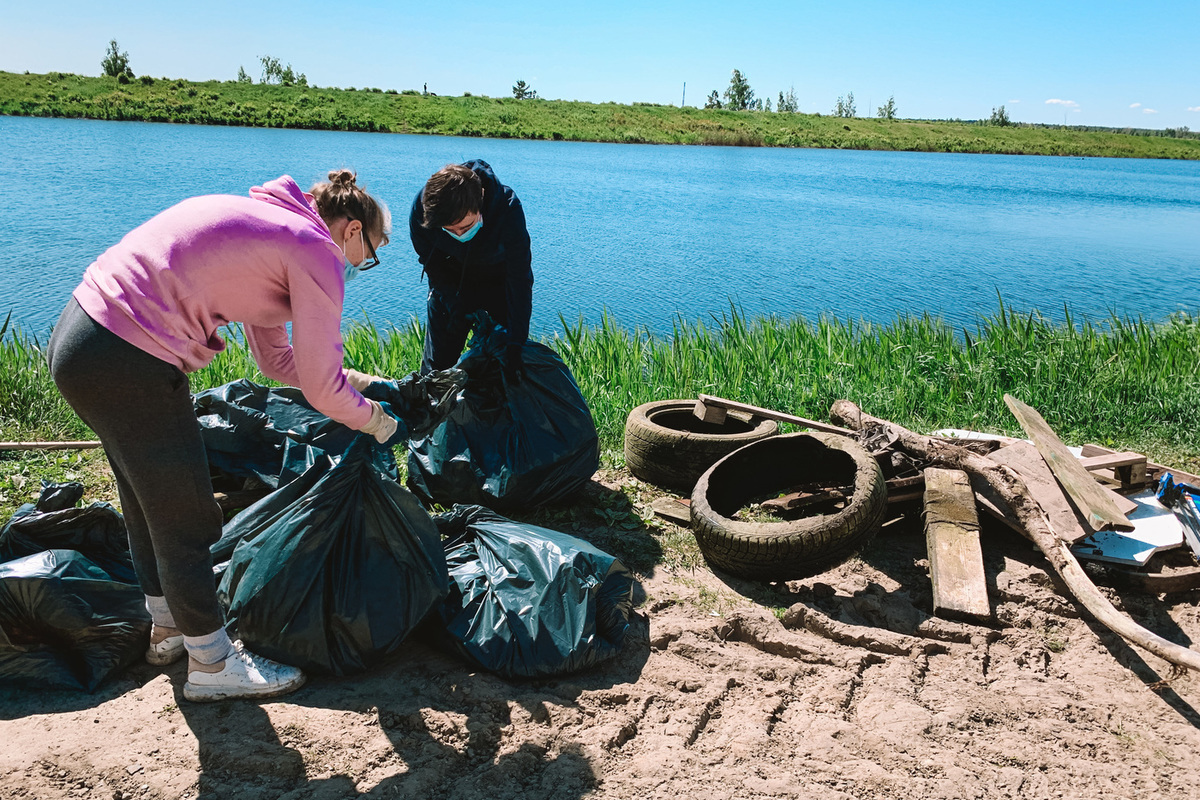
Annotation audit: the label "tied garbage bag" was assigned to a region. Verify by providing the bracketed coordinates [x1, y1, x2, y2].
[0, 550, 150, 692]
[217, 436, 450, 676]
[408, 313, 600, 511]
[430, 505, 634, 678]
[195, 370, 466, 489]
[0, 481, 135, 585]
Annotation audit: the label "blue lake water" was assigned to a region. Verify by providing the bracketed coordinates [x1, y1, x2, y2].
[2, 115, 1198, 339]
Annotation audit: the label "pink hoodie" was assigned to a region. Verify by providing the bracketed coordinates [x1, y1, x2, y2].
[73, 175, 372, 430]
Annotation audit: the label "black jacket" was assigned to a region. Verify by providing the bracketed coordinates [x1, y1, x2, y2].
[409, 159, 534, 344]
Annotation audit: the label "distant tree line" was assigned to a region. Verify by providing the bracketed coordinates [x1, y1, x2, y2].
[704, 70, 899, 120]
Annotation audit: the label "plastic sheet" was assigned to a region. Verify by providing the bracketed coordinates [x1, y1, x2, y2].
[430, 505, 633, 678]
[407, 314, 599, 511]
[217, 437, 449, 675]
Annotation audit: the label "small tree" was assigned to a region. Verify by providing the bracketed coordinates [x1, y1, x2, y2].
[259, 56, 305, 87]
[723, 69, 754, 111]
[989, 105, 1011, 126]
[236, 66, 252, 84]
[101, 39, 133, 79]
[777, 87, 798, 113]
[833, 91, 855, 118]
[259, 55, 282, 83]
[512, 80, 537, 100]
[704, 90, 723, 109]
[876, 95, 897, 119]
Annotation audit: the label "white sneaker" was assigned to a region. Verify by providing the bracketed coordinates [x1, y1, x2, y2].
[183, 641, 306, 702]
[145, 630, 186, 666]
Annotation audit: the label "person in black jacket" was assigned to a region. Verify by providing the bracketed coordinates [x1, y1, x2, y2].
[409, 160, 533, 378]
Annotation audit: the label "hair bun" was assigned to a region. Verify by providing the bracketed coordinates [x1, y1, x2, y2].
[327, 168, 357, 187]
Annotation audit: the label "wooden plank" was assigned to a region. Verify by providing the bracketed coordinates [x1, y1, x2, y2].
[1080, 452, 1146, 471]
[923, 468, 991, 622]
[693, 394, 854, 436]
[651, 497, 691, 526]
[988, 441, 1094, 543]
[0, 440, 102, 451]
[1079, 452, 1147, 489]
[1083, 443, 1200, 487]
[1003, 395, 1133, 532]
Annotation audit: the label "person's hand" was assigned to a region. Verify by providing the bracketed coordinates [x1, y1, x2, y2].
[359, 400, 398, 444]
[345, 368, 386, 392]
[504, 344, 525, 384]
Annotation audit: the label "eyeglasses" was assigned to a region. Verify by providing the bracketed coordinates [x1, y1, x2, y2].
[351, 220, 381, 271]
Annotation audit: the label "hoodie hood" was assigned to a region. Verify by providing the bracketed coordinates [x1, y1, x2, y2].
[249, 175, 331, 235]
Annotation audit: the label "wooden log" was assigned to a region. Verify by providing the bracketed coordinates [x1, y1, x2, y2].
[693, 394, 854, 436]
[989, 441, 1093, 543]
[923, 468, 991, 622]
[1003, 395, 1132, 532]
[0, 440, 102, 451]
[830, 399, 1200, 674]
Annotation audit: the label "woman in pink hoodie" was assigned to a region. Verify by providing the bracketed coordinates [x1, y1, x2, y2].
[46, 169, 393, 702]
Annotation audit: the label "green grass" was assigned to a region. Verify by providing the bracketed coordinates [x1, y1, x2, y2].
[3, 305, 1199, 574]
[4, 70, 1200, 160]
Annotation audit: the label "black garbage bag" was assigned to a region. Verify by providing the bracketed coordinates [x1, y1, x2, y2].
[195, 370, 466, 490]
[407, 314, 600, 511]
[0, 481, 135, 585]
[217, 436, 450, 676]
[0, 550, 150, 691]
[429, 505, 634, 678]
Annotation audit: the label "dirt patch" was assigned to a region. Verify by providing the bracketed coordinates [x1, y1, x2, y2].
[4, 484, 1200, 800]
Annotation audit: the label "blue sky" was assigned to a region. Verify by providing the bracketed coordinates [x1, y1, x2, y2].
[4, 1, 1198, 129]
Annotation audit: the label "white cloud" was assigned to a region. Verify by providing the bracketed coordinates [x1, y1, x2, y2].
[1045, 98, 1079, 108]
[1130, 102, 1141, 108]
[1008, 99, 1020, 104]
[1143, 108, 1158, 114]
[1189, 106, 1200, 112]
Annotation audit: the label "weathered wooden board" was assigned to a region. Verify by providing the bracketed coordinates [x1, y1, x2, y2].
[651, 496, 691, 526]
[693, 394, 854, 436]
[1003, 395, 1133, 532]
[988, 441, 1093, 543]
[1079, 451, 1148, 489]
[1082, 443, 1200, 487]
[923, 468, 991, 622]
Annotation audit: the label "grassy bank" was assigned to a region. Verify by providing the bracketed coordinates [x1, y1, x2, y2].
[3, 306, 1199, 522]
[4, 70, 1200, 160]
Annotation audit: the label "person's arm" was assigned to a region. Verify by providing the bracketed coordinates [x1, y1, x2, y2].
[245, 324, 301, 386]
[502, 199, 534, 347]
[244, 259, 375, 430]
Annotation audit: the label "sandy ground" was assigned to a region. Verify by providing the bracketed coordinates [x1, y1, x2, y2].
[4, 475, 1200, 800]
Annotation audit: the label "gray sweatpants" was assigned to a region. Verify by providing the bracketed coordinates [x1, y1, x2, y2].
[46, 298, 225, 636]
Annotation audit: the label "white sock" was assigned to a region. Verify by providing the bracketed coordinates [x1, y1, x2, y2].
[144, 595, 177, 629]
[184, 629, 235, 665]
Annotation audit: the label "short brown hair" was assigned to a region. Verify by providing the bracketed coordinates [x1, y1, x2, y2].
[421, 164, 483, 229]
[311, 169, 390, 244]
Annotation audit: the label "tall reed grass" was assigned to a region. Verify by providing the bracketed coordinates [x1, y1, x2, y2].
[3, 306, 1198, 468]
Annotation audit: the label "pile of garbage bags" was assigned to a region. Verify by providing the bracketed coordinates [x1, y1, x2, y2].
[0, 483, 149, 691]
[3, 346, 630, 690]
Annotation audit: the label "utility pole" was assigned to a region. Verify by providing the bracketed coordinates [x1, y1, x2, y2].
[682, 81, 686, 107]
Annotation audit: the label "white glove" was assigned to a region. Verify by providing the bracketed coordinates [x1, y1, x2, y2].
[346, 368, 386, 392]
[359, 400, 398, 444]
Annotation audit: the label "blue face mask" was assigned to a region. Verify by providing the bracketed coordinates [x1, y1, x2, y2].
[443, 216, 482, 243]
[340, 231, 364, 282]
